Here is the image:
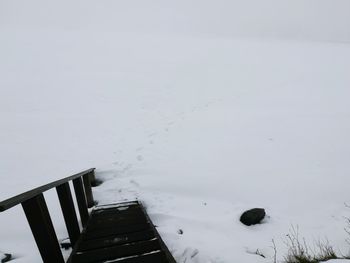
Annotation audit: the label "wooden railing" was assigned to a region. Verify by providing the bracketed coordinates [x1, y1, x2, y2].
[0, 168, 96, 263]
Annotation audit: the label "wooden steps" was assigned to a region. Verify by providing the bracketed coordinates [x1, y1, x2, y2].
[68, 201, 176, 263]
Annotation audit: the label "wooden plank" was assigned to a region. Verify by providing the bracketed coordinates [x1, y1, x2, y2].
[89, 211, 145, 224]
[91, 206, 143, 218]
[82, 223, 150, 240]
[56, 182, 81, 246]
[91, 205, 142, 217]
[72, 239, 161, 263]
[73, 177, 89, 227]
[86, 217, 148, 232]
[87, 209, 147, 228]
[93, 201, 139, 210]
[78, 230, 155, 251]
[90, 208, 144, 220]
[107, 251, 169, 263]
[22, 194, 65, 263]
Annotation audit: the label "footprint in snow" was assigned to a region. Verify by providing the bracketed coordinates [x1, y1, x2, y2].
[122, 164, 133, 173]
[147, 132, 157, 137]
[181, 248, 199, 263]
[129, 180, 140, 187]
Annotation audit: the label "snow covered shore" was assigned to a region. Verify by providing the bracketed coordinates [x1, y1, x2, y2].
[1, 1, 350, 262]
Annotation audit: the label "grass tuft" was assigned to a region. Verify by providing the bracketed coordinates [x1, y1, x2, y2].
[283, 226, 338, 263]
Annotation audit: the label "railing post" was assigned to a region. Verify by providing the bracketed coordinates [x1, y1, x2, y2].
[82, 172, 94, 208]
[56, 182, 81, 246]
[72, 177, 89, 227]
[89, 169, 97, 186]
[22, 194, 64, 263]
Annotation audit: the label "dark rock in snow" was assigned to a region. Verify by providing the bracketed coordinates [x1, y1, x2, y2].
[59, 238, 72, 250]
[1, 253, 12, 263]
[240, 208, 266, 226]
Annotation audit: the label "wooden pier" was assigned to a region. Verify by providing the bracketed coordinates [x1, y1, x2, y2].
[0, 169, 176, 263]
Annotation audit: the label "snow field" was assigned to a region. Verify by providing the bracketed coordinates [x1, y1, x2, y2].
[1, 1, 350, 262]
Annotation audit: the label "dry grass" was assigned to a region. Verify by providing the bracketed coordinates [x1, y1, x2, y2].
[283, 226, 338, 263]
[272, 204, 350, 263]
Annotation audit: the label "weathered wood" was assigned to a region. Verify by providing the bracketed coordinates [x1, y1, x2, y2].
[56, 182, 81, 246]
[79, 229, 155, 251]
[72, 239, 161, 262]
[90, 207, 143, 220]
[90, 209, 145, 221]
[1, 168, 176, 263]
[107, 252, 169, 263]
[22, 194, 64, 263]
[88, 170, 103, 187]
[86, 220, 148, 234]
[72, 177, 89, 227]
[88, 170, 96, 186]
[82, 173, 94, 208]
[68, 202, 176, 263]
[83, 223, 150, 240]
[0, 168, 95, 212]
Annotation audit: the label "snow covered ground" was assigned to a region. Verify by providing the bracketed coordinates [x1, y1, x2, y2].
[1, 1, 350, 262]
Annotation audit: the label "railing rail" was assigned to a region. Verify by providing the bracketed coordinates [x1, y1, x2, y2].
[0, 168, 95, 212]
[0, 168, 97, 263]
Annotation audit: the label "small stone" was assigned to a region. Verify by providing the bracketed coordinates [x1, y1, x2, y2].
[60, 238, 71, 250]
[240, 208, 266, 226]
[1, 254, 12, 263]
